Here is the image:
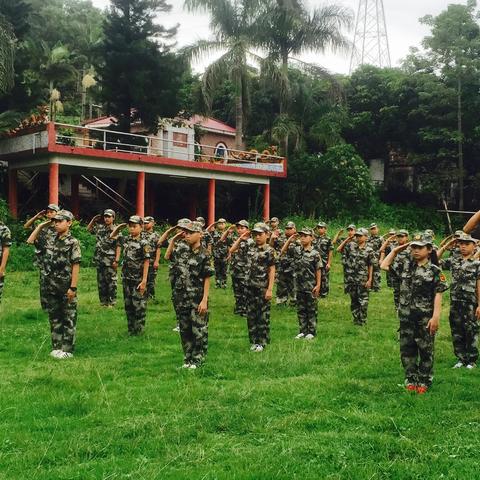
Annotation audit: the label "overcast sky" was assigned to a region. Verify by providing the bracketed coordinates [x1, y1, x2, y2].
[91, 0, 469, 74]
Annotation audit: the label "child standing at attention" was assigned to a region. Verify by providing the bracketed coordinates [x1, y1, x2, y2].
[381, 233, 448, 393]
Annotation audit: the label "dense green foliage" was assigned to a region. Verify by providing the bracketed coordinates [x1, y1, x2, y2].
[1, 263, 479, 478]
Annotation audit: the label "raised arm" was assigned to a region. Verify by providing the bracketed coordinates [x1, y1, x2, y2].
[23, 210, 46, 230]
[164, 232, 184, 261]
[220, 224, 235, 242]
[229, 231, 249, 255]
[86, 214, 102, 232]
[437, 239, 456, 259]
[110, 223, 127, 239]
[26, 220, 52, 244]
[332, 228, 344, 245]
[280, 234, 297, 256]
[380, 242, 410, 271]
[464, 211, 480, 234]
[337, 235, 353, 254]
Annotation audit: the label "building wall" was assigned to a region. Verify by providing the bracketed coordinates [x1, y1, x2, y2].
[197, 131, 236, 161]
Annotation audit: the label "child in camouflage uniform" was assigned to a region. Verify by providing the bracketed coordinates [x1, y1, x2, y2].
[381, 233, 448, 393]
[338, 228, 374, 326]
[282, 228, 322, 339]
[112, 216, 150, 336]
[28, 210, 81, 359]
[231, 222, 275, 352]
[0, 221, 12, 303]
[438, 233, 480, 369]
[25, 204, 60, 310]
[367, 223, 383, 292]
[87, 209, 118, 307]
[142, 216, 160, 300]
[165, 221, 214, 369]
[223, 220, 252, 316]
[314, 222, 333, 298]
[208, 218, 229, 288]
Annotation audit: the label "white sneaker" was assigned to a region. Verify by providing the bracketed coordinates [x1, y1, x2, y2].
[466, 363, 477, 370]
[189, 364, 197, 369]
[304, 334, 315, 340]
[172, 326, 180, 332]
[56, 351, 74, 359]
[452, 361, 464, 369]
[295, 333, 305, 339]
[255, 345, 264, 352]
[50, 349, 61, 358]
[182, 363, 190, 369]
[250, 344, 257, 351]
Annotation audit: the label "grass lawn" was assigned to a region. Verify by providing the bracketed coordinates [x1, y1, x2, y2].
[1, 261, 479, 479]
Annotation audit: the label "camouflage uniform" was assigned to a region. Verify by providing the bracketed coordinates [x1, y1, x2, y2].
[171, 242, 214, 366]
[142, 229, 160, 299]
[294, 245, 323, 336]
[0, 223, 12, 302]
[201, 230, 213, 252]
[41, 231, 82, 353]
[231, 235, 254, 315]
[35, 224, 57, 310]
[390, 248, 409, 311]
[314, 234, 333, 298]
[92, 224, 117, 306]
[343, 241, 374, 325]
[367, 234, 383, 292]
[443, 255, 480, 365]
[211, 230, 229, 288]
[275, 235, 298, 306]
[246, 242, 276, 347]
[384, 241, 398, 288]
[118, 234, 151, 335]
[391, 257, 449, 387]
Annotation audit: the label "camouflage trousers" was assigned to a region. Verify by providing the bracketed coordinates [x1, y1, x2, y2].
[39, 272, 48, 311]
[386, 270, 394, 288]
[0, 274, 4, 303]
[347, 284, 369, 325]
[392, 282, 401, 312]
[146, 264, 157, 299]
[276, 269, 296, 305]
[122, 279, 147, 335]
[371, 265, 381, 292]
[399, 311, 435, 387]
[214, 257, 228, 288]
[232, 274, 248, 315]
[449, 301, 479, 365]
[45, 293, 77, 353]
[177, 305, 209, 366]
[96, 265, 117, 306]
[246, 286, 271, 346]
[297, 290, 318, 336]
[320, 267, 330, 298]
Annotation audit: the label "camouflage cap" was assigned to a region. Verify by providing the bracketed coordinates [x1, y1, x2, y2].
[397, 229, 409, 236]
[195, 216, 206, 226]
[410, 233, 432, 247]
[269, 217, 279, 223]
[252, 222, 270, 233]
[457, 233, 476, 243]
[177, 218, 191, 228]
[103, 209, 115, 217]
[128, 215, 143, 224]
[369, 223, 378, 229]
[143, 216, 155, 223]
[425, 229, 435, 236]
[53, 209, 74, 221]
[47, 204, 60, 212]
[454, 230, 464, 238]
[285, 221, 296, 229]
[355, 227, 368, 237]
[316, 221, 327, 228]
[389, 229, 397, 235]
[298, 227, 314, 236]
[347, 224, 356, 230]
[183, 221, 203, 233]
[217, 218, 227, 223]
[236, 220, 249, 228]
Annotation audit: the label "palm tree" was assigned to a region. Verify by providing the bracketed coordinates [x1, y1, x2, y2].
[183, 0, 262, 149]
[0, 15, 15, 95]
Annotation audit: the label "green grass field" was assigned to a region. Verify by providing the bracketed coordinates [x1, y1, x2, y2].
[1, 261, 479, 479]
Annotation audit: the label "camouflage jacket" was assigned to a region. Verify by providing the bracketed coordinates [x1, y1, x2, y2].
[343, 242, 375, 286]
[34, 224, 57, 271]
[92, 224, 117, 267]
[141, 230, 160, 264]
[41, 232, 82, 295]
[201, 230, 213, 251]
[367, 235, 383, 252]
[270, 229, 286, 252]
[441, 248, 463, 270]
[118, 234, 151, 282]
[0, 223, 12, 264]
[278, 238, 300, 272]
[168, 239, 189, 284]
[294, 246, 323, 292]
[231, 236, 254, 277]
[389, 248, 409, 284]
[211, 230, 230, 259]
[444, 256, 480, 304]
[313, 235, 333, 264]
[391, 258, 449, 316]
[246, 243, 276, 289]
[171, 246, 214, 304]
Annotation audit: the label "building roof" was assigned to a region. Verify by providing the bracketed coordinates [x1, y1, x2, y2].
[189, 115, 236, 136]
[83, 116, 117, 128]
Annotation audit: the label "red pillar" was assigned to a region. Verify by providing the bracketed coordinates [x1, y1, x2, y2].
[71, 174, 80, 218]
[8, 169, 18, 219]
[146, 180, 155, 216]
[263, 183, 270, 221]
[136, 171, 145, 217]
[49, 163, 59, 206]
[208, 178, 216, 226]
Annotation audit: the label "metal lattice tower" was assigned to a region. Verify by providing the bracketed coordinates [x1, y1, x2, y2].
[349, 0, 391, 73]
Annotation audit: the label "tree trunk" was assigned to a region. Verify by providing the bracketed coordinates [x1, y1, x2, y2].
[458, 76, 464, 210]
[235, 78, 243, 150]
